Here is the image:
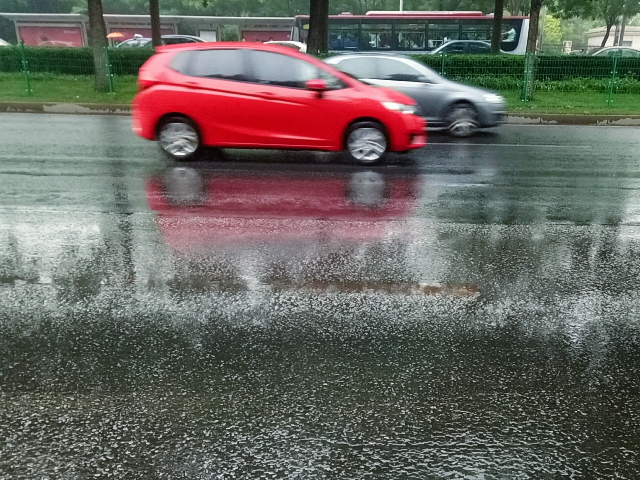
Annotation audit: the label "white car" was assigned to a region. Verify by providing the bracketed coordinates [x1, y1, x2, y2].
[591, 46, 640, 58]
[263, 40, 307, 53]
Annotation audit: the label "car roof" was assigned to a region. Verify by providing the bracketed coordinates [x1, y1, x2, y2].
[156, 41, 309, 53]
[326, 52, 412, 60]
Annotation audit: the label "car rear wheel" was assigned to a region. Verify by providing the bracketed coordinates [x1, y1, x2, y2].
[445, 104, 478, 138]
[157, 116, 201, 161]
[345, 122, 387, 165]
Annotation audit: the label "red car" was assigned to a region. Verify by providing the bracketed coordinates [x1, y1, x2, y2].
[132, 42, 426, 165]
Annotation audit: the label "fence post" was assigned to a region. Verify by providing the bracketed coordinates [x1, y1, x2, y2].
[440, 53, 446, 77]
[19, 41, 31, 96]
[105, 46, 114, 94]
[607, 56, 618, 108]
[521, 52, 534, 104]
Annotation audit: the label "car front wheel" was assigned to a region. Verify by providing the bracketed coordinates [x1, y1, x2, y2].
[445, 104, 478, 138]
[157, 116, 201, 161]
[345, 122, 388, 165]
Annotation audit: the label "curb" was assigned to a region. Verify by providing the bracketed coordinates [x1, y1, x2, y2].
[2, 102, 640, 126]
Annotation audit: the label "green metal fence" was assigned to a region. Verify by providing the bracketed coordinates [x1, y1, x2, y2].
[413, 52, 640, 108]
[1, 46, 640, 110]
[0, 44, 152, 97]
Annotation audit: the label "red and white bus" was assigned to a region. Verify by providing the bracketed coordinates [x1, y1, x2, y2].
[291, 11, 529, 54]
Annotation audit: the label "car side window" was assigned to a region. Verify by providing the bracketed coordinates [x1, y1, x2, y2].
[187, 49, 249, 81]
[376, 58, 424, 82]
[470, 43, 491, 53]
[249, 51, 319, 88]
[333, 58, 378, 79]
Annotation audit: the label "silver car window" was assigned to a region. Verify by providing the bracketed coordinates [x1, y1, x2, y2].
[332, 57, 378, 79]
[376, 58, 424, 82]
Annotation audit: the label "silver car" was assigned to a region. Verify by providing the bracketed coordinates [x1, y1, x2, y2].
[325, 53, 506, 137]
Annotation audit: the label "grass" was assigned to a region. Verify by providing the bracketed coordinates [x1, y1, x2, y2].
[1, 72, 640, 115]
[502, 90, 640, 115]
[0, 72, 136, 105]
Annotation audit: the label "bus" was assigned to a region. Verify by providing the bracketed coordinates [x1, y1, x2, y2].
[290, 11, 529, 54]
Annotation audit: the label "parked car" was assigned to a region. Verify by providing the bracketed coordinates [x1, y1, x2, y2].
[132, 42, 426, 164]
[264, 40, 307, 53]
[429, 40, 496, 55]
[591, 46, 640, 58]
[325, 53, 505, 137]
[116, 34, 204, 48]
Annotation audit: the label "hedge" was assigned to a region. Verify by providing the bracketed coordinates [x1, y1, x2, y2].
[0, 46, 153, 76]
[2, 47, 640, 84]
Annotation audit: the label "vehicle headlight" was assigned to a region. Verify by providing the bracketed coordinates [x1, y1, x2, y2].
[483, 93, 504, 103]
[381, 101, 417, 115]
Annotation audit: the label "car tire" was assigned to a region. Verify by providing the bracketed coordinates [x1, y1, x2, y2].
[345, 121, 388, 165]
[445, 103, 478, 138]
[157, 116, 201, 161]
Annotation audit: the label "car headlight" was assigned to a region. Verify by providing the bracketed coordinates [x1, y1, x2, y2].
[381, 101, 417, 115]
[483, 93, 504, 103]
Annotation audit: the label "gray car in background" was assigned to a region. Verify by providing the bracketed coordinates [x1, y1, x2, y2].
[325, 53, 506, 137]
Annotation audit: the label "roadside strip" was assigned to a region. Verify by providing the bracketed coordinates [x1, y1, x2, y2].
[2, 102, 640, 126]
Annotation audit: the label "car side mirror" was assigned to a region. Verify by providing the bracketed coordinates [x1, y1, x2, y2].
[306, 79, 328, 91]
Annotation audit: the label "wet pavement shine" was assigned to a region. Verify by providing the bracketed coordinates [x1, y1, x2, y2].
[1, 113, 640, 479]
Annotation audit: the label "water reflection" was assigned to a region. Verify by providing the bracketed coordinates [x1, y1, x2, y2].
[146, 165, 421, 249]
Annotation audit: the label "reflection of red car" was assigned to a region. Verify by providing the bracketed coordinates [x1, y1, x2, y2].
[146, 167, 421, 252]
[132, 42, 426, 165]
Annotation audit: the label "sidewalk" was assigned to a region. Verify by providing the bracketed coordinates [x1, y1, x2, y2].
[2, 101, 640, 126]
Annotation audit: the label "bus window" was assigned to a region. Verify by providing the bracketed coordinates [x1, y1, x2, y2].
[361, 21, 392, 50]
[427, 21, 460, 50]
[329, 19, 360, 50]
[500, 20, 521, 52]
[394, 21, 426, 51]
[460, 20, 491, 42]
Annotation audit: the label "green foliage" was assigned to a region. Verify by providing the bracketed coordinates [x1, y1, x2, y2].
[0, 46, 153, 75]
[543, 15, 563, 44]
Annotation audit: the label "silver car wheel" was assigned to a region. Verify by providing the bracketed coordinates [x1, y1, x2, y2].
[347, 127, 387, 164]
[446, 106, 478, 138]
[158, 120, 200, 159]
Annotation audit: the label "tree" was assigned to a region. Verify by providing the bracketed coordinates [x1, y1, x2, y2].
[542, 13, 562, 44]
[87, 0, 108, 91]
[150, 0, 161, 47]
[506, 0, 530, 14]
[307, 0, 329, 55]
[526, 0, 544, 52]
[548, 0, 640, 47]
[491, 0, 505, 52]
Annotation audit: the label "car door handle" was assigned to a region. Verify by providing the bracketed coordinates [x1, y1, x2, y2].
[258, 91, 277, 98]
[184, 80, 199, 88]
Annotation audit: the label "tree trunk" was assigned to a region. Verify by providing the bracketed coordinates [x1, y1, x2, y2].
[150, 0, 162, 48]
[601, 23, 613, 48]
[612, 23, 620, 46]
[87, 0, 108, 92]
[491, 0, 504, 53]
[525, 0, 543, 53]
[307, 0, 329, 56]
[619, 16, 626, 46]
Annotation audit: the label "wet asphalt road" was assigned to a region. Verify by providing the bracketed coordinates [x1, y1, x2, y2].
[1, 113, 640, 479]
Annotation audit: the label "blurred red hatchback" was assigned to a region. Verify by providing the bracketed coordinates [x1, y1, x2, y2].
[132, 42, 426, 164]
